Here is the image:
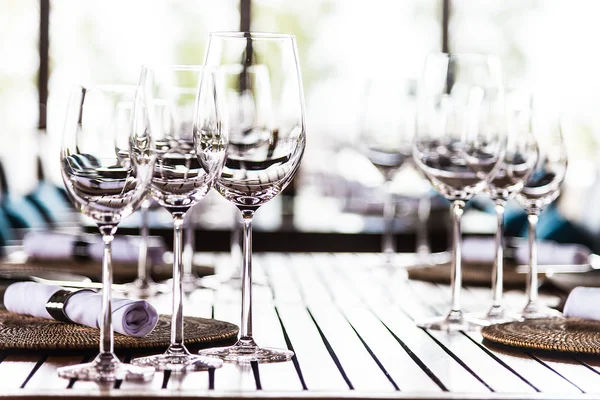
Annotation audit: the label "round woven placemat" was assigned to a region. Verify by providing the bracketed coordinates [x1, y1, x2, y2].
[481, 317, 600, 354]
[408, 261, 530, 287]
[0, 310, 238, 351]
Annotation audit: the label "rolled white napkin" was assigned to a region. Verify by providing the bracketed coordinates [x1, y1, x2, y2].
[23, 231, 166, 265]
[4, 282, 158, 337]
[462, 236, 590, 265]
[563, 287, 600, 320]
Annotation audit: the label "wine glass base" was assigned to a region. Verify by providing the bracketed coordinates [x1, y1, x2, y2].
[198, 339, 294, 363]
[520, 301, 563, 319]
[417, 310, 482, 332]
[465, 306, 522, 326]
[132, 346, 222, 372]
[124, 278, 169, 298]
[57, 353, 154, 382]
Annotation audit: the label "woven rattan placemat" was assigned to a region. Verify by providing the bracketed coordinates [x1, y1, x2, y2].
[481, 317, 600, 354]
[0, 310, 238, 351]
[408, 261, 529, 287]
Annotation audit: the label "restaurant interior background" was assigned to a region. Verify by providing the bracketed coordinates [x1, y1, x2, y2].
[1, 0, 600, 253]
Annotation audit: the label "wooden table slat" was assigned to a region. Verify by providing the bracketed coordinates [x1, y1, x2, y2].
[467, 332, 583, 394]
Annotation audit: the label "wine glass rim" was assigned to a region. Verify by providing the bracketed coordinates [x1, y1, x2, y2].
[210, 31, 295, 40]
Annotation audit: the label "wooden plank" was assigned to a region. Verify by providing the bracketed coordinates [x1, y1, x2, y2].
[468, 332, 583, 394]
[212, 301, 258, 392]
[263, 254, 349, 391]
[401, 282, 555, 394]
[307, 254, 432, 392]
[0, 353, 44, 389]
[335, 254, 552, 394]
[262, 253, 304, 304]
[426, 330, 535, 394]
[308, 304, 397, 392]
[340, 304, 443, 393]
[276, 303, 349, 391]
[119, 351, 168, 391]
[24, 354, 79, 390]
[372, 304, 490, 393]
[252, 302, 303, 392]
[531, 354, 600, 394]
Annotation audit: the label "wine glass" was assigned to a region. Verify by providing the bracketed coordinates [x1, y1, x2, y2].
[114, 102, 167, 298]
[197, 32, 306, 363]
[357, 78, 415, 267]
[413, 53, 506, 331]
[517, 104, 567, 319]
[58, 85, 155, 381]
[469, 89, 539, 325]
[131, 65, 226, 372]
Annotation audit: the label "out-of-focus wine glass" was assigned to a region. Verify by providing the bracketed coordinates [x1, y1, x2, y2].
[197, 32, 306, 363]
[517, 103, 567, 319]
[114, 102, 167, 298]
[469, 89, 538, 325]
[58, 85, 155, 381]
[413, 53, 506, 331]
[357, 78, 415, 265]
[131, 65, 226, 372]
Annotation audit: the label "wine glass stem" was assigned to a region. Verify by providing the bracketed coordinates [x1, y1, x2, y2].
[526, 212, 540, 304]
[240, 209, 255, 340]
[183, 211, 195, 277]
[491, 200, 506, 307]
[137, 198, 150, 282]
[450, 201, 465, 313]
[382, 180, 396, 255]
[416, 195, 431, 257]
[99, 225, 117, 355]
[230, 216, 242, 279]
[171, 213, 186, 348]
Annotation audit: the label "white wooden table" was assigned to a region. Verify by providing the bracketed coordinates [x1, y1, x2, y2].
[0, 253, 597, 400]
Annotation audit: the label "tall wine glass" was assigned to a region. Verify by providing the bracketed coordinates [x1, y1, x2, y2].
[58, 85, 155, 381]
[114, 102, 167, 298]
[413, 53, 506, 331]
[131, 65, 226, 372]
[197, 32, 306, 363]
[517, 105, 567, 319]
[470, 90, 538, 324]
[358, 78, 415, 265]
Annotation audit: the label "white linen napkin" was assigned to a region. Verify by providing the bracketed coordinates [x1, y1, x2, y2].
[563, 286, 600, 320]
[23, 231, 166, 264]
[462, 237, 590, 265]
[3, 282, 158, 337]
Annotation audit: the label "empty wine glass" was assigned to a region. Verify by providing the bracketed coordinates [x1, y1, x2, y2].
[197, 32, 306, 363]
[413, 53, 506, 331]
[114, 102, 167, 298]
[131, 65, 226, 372]
[517, 104, 567, 319]
[357, 78, 416, 266]
[469, 90, 538, 325]
[58, 85, 155, 381]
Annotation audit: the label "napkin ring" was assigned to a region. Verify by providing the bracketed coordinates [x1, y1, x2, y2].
[46, 289, 96, 323]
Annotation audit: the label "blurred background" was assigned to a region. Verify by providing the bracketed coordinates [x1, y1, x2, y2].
[1, 0, 600, 253]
